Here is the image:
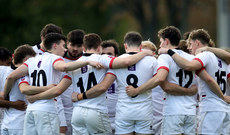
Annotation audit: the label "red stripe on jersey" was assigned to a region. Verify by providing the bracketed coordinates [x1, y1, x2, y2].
[153, 73, 157, 77]
[109, 57, 116, 69]
[19, 81, 29, 86]
[193, 58, 204, 67]
[106, 72, 116, 77]
[227, 73, 230, 79]
[40, 48, 45, 52]
[157, 66, 169, 72]
[196, 67, 205, 75]
[23, 63, 28, 67]
[53, 58, 64, 66]
[63, 75, 72, 80]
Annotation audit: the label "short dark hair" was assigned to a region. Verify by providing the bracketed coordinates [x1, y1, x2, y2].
[67, 29, 85, 45]
[124, 31, 142, 47]
[189, 29, 215, 47]
[40, 23, 63, 37]
[44, 33, 66, 50]
[158, 26, 181, 46]
[83, 33, 102, 50]
[0, 47, 12, 62]
[14, 44, 36, 64]
[183, 32, 191, 40]
[101, 40, 119, 55]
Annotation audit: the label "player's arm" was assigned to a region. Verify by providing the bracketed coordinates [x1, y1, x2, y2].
[26, 77, 72, 103]
[158, 48, 202, 71]
[161, 81, 197, 96]
[198, 69, 225, 100]
[0, 98, 26, 111]
[126, 68, 168, 97]
[196, 47, 230, 64]
[111, 49, 153, 69]
[54, 60, 103, 72]
[3, 64, 28, 99]
[19, 82, 56, 95]
[72, 73, 116, 101]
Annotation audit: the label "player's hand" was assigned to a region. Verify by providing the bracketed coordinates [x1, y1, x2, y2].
[72, 92, 79, 102]
[195, 47, 209, 55]
[126, 85, 138, 97]
[0, 92, 4, 98]
[88, 61, 104, 69]
[224, 96, 230, 104]
[141, 49, 154, 56]
[11, 100, 27, 111]
[158, 48, 169, 55]
[26, 95, 38, 103]
[187, 84, 198, 96]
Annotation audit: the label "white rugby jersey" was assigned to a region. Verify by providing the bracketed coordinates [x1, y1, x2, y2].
[69, 53, 114, 113]
[1, 66, 26, 130]
[158, 49, 197, 116]
[32, 44, 45, 55]
[106, 81, 118, 118]
[108, 53, 157, 120]
[60, 54, 81, 121]
[194, 51, 230, 112]
[23, 52, 66, 113]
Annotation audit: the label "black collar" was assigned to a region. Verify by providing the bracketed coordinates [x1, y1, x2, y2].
[82, 53, 93, 56]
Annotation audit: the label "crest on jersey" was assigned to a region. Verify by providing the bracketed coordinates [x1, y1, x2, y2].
[81, 66, 88, 73]
[218, 59, 222, 68]
[108, 83, 115, 94]
[20, 76, 25, 81]
[37, 60, 42, 68]
[128, 64, 136, 71]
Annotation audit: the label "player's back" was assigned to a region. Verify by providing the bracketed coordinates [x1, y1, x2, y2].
[24, 52, 63, 113]
[70, 53, 111, 113]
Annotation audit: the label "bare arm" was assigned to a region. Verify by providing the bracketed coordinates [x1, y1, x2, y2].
[196, 47, 230, 64]
[0, 98, 26, 110]
[72, 74, 116, 102]
[19, 83, 56, 95]
[161, 81, 197, 96]
[4, 65, 28, 99]
[126, 69, 168, 96]
[27, 78, 72, 103]
[198, 70, 225, 100]
[112, 50, 153, 69]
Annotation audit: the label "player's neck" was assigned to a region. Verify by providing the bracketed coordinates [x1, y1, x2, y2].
[125, 48, 140, 53]
[85, 50, 99, 54]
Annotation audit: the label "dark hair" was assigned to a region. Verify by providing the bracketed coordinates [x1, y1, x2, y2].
[124, 31, 142, 47]
[67, 29, 85, 45]
[189, 29, 215, 47]
[183, 32, 191, 40]
[178, 40, 189, 53]
[14, 44, 36, 64]
[83, 33, 102, 50]
[158, 26, 181, 46]
[40, 23, 63, 37]
[101, 40, 119, 55]
[44, 33, 66, 50]
[0, 47, 12, 62]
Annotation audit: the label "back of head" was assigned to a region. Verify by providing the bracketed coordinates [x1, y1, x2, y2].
[13, 44, 36, 65]
[101, 40, 119, 55]
[189, 29, 215, 47]
[158, 26, 181, 46]
[83, 33, 102, 50]
[183, 32, 191, 40]
[0, 47, 12, 63]
[67, 29, 85, 45]
[124, 31, 142, 47]
[44, 33, 67, 51]
[40, 23, 63, 38]
[178, 40, 189, 53]
[142, 40, 157, 52]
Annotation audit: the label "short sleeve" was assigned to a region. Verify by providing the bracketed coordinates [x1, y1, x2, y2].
[157, 54, 170, 72]
[98, 55, 115, 69]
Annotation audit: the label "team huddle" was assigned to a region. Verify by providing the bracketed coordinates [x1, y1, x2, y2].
[0, 23, 230, 135]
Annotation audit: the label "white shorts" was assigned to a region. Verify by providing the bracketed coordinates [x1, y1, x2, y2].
[198, 111, 230, 135]
[161, 115, 196, 135]
[1, 128, 23, 135]
[65, 120, 72, 135]
[115, 120, 153, 134]
[71, 106, 112, 135]
[23, 111, 59, 135]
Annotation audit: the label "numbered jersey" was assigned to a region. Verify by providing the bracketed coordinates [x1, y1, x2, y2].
[195, 51, 230, 112]
[108, 53, 157, 120]
[69, 53, 113, 113]
[24, 52, 64, 113]
[158, 49, 197, 115]
[226, 65, 230, 96]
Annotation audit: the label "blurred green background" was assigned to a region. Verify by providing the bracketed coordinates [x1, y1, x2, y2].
[0, 0, 228, 54]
